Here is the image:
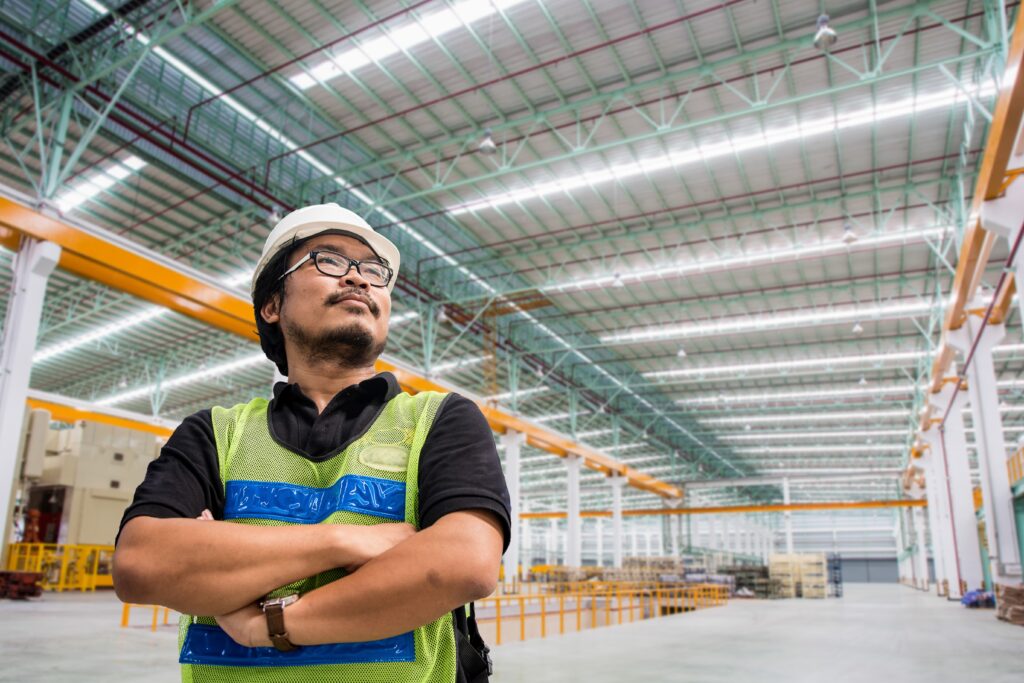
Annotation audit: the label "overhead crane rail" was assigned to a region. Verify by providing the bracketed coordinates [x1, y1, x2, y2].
[0, 196, 679, 499]
[918, 15, 1024, 429]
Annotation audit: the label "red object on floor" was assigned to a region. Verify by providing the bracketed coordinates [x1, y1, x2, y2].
[0, 571, 44, 599]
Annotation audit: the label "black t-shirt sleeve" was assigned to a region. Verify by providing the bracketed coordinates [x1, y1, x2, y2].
[417, 394, 511, 552]
[116, 409, 224, 543]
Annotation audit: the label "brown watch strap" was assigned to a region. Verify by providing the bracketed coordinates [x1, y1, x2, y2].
[264, 602, 298, 652]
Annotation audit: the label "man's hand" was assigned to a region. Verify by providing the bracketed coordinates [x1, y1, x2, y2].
[339, 523, 415, 572]
[216, 603, 270, 648]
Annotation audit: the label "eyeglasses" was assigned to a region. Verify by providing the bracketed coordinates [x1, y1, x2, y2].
[279, 250, 393, 288]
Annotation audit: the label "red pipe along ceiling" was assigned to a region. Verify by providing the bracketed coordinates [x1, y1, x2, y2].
[522, 266, 944, 325]
[257, 0, 750, 182]
[418, 151, 976, 280]
[444, 199, 950, 290]
[351, 8, 996, 197]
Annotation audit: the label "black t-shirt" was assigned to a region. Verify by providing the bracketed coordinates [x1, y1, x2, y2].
[119, 372, 511, 540]
[118, 372, 509, 681]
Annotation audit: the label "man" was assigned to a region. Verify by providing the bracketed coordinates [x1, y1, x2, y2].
[114, 204, 510, 682]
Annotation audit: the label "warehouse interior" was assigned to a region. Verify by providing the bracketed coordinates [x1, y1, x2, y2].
[1, 0, 1024, 680]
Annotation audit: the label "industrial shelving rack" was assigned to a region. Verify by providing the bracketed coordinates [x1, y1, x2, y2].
[827, 554, 843, 598]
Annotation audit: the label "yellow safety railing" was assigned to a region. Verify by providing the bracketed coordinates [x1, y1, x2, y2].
[1009, 447, 1024, 488]
[500, 580, 706, 596]
[477, 583, 728, 646]
[5, 543, 114, 591]
[121, 603, 176, 631]
[111, 582, 727, 640]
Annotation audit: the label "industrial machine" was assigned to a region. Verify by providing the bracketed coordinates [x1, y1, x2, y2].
[4, 409, 162, 587]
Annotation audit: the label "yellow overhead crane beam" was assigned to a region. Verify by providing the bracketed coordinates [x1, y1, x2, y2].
[25, 396, 175, 438]
[919, 15, 1024, 430]
[0, 197, 680, 499]
[521, 498, 927, 519]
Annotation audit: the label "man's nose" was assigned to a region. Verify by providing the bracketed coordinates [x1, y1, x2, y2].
[342, 270, 370, 289]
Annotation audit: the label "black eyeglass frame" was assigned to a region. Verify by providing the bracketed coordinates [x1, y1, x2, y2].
[278, 249, 393, 288]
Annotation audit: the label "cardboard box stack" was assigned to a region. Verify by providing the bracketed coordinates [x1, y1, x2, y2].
[996, 583, 1024, 626]
[768, 554, 798, 598]
[798, 553, 828, 599]
[769, 553, 829, 598]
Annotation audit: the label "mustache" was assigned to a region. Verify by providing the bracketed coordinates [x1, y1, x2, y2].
[325, 289, 381, 318]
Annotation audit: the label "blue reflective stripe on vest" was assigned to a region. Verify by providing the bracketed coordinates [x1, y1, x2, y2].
[179, 624, 415, 667]
[224, 475, 405, 523]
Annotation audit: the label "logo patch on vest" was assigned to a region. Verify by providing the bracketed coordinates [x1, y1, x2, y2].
[358, 445, 410, 473]
[224, 475, 405, 523]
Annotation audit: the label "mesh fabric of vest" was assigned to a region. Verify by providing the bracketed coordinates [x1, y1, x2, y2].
[178, 390, 458, 683]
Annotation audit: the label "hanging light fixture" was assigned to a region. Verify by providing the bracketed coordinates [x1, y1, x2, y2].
[841, 222, 858, 245]
[612, 272, 625, 288]
[478, 128, 497, 155]
[813, 14, 837, 51]
[676, 346, 687, 358]
[852, 322, 864, 335]
[858, 376, 868, 386]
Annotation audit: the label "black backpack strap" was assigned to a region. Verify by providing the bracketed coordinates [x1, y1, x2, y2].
[467, 603, 493, 675]
[455, 603, 492, 682]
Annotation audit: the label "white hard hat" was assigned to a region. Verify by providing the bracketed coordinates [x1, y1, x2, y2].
[251, 203, 400, 296]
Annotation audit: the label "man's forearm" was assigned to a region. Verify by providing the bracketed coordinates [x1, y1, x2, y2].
[114, 517, 402, 615]
[284, 511, 502, 645]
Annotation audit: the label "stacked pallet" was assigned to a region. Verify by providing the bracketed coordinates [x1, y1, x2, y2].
[619, 557, 684, 582]
[799, 553, 828, 599]
[996, 583, 1024, 626]
[718, 565, 778, 598]
[769, 554, 830, 598]
[768, 554, 799, 598]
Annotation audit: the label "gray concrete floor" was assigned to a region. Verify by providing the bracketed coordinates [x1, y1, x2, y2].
[0, 584, 1021, 682]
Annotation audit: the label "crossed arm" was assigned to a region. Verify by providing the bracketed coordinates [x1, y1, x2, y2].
[113, 509, 503, 646]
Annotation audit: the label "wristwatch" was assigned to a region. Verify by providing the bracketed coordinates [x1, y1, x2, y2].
[260, 594, 300, 652]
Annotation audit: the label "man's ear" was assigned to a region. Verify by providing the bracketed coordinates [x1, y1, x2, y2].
[261, 293, 281, 325]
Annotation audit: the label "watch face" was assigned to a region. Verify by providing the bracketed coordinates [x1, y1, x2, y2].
[262, 594, 299, 610]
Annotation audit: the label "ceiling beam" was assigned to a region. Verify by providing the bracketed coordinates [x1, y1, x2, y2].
[521, 498, 927, 519]
[0, 196, 680, 497]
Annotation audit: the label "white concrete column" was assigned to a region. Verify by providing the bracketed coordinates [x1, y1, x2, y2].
[520, 500, 531, 570]
[913, 506, 930, 590]
[546, 518, 557, 564]
[666, 499, 681, 557]
[979, 152, 1024, 336]
[565, 455, 581, 567]
[609, 474, 625, 568]
[919, 431, 971, 598]
[920, 372, 985, 597]
[896, 512, 910, 584]
[629, 523, 638, 556]
[783, 478, 794, 554]
[595, 517, 604, 567]
[922, 456, 950, 594]
[500, 430, 525, 584]
[0, 239, 60, 559]
[949, 317, 1022, 583]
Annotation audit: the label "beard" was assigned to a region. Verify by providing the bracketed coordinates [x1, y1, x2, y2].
[283, 318, 388, 369]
